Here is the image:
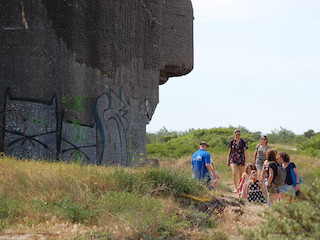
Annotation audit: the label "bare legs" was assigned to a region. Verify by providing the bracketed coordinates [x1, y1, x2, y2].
[257, 170, 262, 181]
[230, 164, 245, 191]
[269, 193, 280, 204]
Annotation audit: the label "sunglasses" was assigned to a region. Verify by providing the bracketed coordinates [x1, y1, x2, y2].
[261, 138, 267, 140]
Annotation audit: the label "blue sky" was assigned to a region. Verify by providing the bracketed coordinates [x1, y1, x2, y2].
[147, 0, 320, 135]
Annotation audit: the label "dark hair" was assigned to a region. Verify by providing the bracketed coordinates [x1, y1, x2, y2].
[234, 129, 240, 133]
[266, 149, 277, 162]
[245, 163, 256, 173]
[261, 135, 268, 144]
[279, 152, 290, 163]
[273, 148, 278, 155]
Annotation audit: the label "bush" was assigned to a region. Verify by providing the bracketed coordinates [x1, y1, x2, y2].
[141, 168, 206, 196]
[267, 127, 297, 144]
[304, 129, 316, 139]
[147, 135, 197, 159]
[243, 178, 320, 240]
[51, 195, 99, 224]
[104, 168, 206, 197]
[297, 134, 320, 157]
[147, 127, 260, 159]
[146, 127, 184, 144]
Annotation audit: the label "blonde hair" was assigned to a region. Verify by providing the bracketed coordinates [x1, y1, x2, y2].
[249, 170, 258, 183]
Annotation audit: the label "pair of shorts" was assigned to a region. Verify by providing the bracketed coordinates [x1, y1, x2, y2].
[256, 159, 265, 170]
[267, 182, 281, 194]
[229, 153, 246, 166]
[280, 184, 295, 196]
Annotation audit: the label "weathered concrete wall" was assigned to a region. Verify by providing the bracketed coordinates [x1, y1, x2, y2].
[0, 0, 193, 165]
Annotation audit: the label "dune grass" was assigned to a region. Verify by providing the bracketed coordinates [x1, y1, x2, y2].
[0, 135, 319, 239]
[0, 156, 228, 239]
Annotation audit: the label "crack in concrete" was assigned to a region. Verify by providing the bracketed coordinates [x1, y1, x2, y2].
[139, 0, 162, 26]
[20, 1, 29, 29]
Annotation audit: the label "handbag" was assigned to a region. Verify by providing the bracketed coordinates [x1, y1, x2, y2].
[290, 162, 302, 186]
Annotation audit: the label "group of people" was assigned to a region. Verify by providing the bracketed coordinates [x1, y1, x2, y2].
[192, 129, 301, 205]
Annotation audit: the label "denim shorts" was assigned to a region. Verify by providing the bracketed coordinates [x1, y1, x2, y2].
[280, 184, 295, 196]
[256, 159, 264, 170]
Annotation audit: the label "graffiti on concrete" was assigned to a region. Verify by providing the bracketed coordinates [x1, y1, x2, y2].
[96, 89, 129, 166]
[3, 88, 143, 165]
[60, 120, 97, 164]
[4, 90, 58, 160]
[0, 0, 194, 165]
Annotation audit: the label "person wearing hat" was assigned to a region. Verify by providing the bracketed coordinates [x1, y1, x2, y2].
[192, 141, 219, 189]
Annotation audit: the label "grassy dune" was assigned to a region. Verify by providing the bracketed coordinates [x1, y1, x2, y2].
[0, 129, 319, 239]
[0, 156, 227, 240]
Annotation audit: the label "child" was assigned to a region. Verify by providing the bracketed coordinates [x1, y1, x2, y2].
[238, 164, 255, 198]
[247, 170, 265, 203]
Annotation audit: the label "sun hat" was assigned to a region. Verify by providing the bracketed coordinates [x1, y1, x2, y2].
[199, 141, 209, 147]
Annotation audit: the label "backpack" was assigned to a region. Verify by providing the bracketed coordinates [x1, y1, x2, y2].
[273, 164, 286, 186]
[289, 162, 302, 186]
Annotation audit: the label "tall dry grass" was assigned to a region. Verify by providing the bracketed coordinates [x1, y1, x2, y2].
[0, 143, 318, 240]
[0, 156, 225, 239]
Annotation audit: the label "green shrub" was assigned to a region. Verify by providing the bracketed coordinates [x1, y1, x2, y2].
[267, 127, 297, 144]
[104, 168, 149, 193]
[104, 168, 206, 197]
[146, 127, 184, 144]
[243, 178, 320, 240]
[147, 127, 258, 159]
[51, 195, 99, 224]
[297, 134, 320, 157]
[147, 135, 197, 159]
[141, 168, 206, 196]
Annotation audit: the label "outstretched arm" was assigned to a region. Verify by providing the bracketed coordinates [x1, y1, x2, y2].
[205, 163, 219, 179]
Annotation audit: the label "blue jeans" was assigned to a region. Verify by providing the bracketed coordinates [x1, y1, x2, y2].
[280, 184, 295, 196]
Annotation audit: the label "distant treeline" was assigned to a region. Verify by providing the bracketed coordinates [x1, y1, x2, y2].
[146, 126, 320, 158]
